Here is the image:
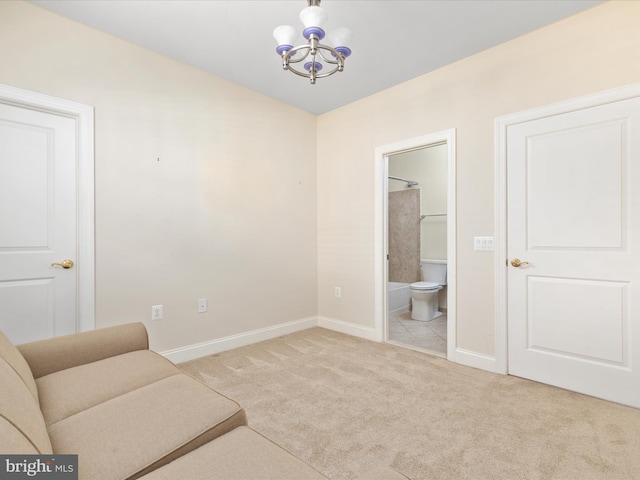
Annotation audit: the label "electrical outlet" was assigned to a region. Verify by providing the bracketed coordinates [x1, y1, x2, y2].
[335, 286, 341, 298]
[198, 298, 207, 313]
[151, 305, 163, 320]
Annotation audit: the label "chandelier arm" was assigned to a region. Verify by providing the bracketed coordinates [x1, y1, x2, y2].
[282, 62, 342, 79]
[284, 45, 312, 65]
[317, 48, 344, 65]
[308, 66, 343, 79]
[308, 49, 317, 84]
[283, 44, 344, 68]
[285, 65, 322, 79]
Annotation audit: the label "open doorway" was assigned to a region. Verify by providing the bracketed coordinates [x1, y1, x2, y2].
[387, 144, 448, 354]
[374, 130, 456, 360]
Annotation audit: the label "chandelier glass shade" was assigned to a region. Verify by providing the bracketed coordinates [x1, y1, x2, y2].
[273, 0, 352, 84]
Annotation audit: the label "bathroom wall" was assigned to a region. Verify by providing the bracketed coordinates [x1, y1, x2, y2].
[388, 189, 421, 283]
[389, 145, 448, 260]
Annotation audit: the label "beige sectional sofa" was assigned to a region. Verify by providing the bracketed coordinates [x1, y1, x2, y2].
[1, 323, 408, 480]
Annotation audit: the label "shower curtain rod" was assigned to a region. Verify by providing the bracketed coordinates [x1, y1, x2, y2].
[388, 176, 419, 187]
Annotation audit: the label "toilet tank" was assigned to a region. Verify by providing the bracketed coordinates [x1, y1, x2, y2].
[421, 259, 447, 285]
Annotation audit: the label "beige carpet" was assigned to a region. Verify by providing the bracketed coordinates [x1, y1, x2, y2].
[179, 328, 640, 480]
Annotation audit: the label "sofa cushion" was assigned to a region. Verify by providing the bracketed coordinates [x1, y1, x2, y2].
[47, 374, 247, 480]
[36, 350, 180, 425]
[0, 356, 52, 454]
[140, 426, 329, 480]
[0, 330, 38, 402]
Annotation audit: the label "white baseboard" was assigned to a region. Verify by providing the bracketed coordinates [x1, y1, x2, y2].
[317, 316, 380, 342]
[160, 314, 502, 376]
[161, 317, 318, 363]
[454, 348, 499, 373]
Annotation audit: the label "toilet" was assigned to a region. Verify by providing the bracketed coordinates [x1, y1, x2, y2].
[410, 260, 447, 321]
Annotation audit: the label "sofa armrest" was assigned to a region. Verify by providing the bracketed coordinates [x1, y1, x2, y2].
[17, 322, 149, 378]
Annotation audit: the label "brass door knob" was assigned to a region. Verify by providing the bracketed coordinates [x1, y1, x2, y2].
[51, 259, 74, 269]
[510, 258, 529, 268]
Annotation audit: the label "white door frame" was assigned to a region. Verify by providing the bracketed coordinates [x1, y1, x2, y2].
[494, 82, 640, 375]
[0, 84, 95, 333]
[374, 129, 457, 361]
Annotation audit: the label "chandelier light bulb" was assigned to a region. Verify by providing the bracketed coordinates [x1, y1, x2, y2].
[273, 25, 299, 54]
[300, 5, 327, 39]
[326, 27, 352, 56]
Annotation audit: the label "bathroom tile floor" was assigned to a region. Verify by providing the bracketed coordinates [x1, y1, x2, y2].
[387, 310, 447, 357]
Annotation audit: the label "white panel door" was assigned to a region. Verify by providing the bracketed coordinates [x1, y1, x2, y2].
[0, 103, 78, 344]
[507, 96, 640, 408]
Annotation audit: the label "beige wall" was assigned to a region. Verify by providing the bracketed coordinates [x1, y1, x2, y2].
[2, 1, 639, 364]
[0, 1, 318, 352]
[317, 1, 640, 357]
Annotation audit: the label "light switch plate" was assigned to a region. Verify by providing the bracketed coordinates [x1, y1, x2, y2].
[474, 236, 494, 251]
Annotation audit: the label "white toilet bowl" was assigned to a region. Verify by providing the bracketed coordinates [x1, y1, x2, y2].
[409, 260, 447, 321]
[409, 281, 443, 321]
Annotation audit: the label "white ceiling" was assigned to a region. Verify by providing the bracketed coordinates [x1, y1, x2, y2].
[30, 0, 603, 115]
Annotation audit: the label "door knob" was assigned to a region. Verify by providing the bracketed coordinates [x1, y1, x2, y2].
[510, 258, 529, 268]
[51, 259, 74, 269]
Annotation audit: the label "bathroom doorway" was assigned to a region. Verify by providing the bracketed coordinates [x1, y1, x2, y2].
[374, 130, 456, 360]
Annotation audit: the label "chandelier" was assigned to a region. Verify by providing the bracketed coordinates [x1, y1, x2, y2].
[273, 0, 352, 84]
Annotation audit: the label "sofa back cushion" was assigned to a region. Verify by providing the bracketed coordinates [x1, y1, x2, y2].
[0, 330, 53, 454]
